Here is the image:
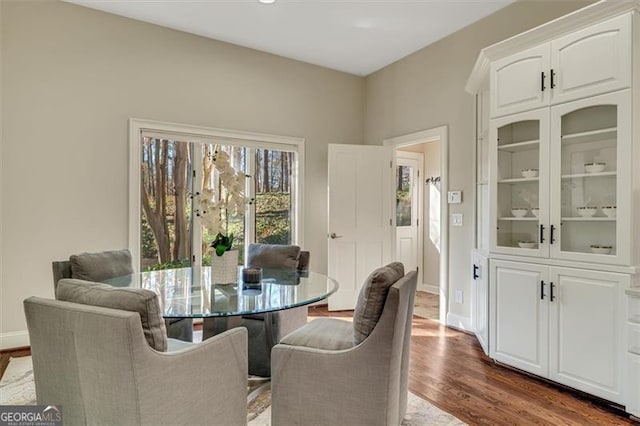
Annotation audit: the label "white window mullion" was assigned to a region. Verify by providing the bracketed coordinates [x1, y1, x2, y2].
[192, 143, 204, 270]
[245, 147, 257, 261]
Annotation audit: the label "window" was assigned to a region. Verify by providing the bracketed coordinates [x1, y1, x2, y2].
[130, 120, 304, 273]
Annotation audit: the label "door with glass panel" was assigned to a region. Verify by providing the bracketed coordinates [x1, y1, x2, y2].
[549, 90, 630, 265]
[395, 153, 422, 279]
[489, 108, 550, 257]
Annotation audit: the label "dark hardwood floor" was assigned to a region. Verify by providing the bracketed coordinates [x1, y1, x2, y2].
[3, 304, 636, 425]
[307, 304, 636, 425]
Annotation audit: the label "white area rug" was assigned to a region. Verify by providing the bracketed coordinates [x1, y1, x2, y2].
[0, 356, 465, 425]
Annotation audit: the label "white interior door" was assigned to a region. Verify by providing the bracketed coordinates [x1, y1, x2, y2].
[395, 153, 422, 281]
[328, 144, 394, 311]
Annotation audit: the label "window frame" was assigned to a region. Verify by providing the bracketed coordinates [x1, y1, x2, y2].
[129, 118, 305, 274]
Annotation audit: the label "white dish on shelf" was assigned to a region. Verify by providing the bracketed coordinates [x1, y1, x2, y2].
[531, 208, 539, 217]
[601, 206, 617, 218]
[584, 162, 605, 173]
[576, 206, 597, 217]
[511, 208, 528, 218]
[590, 245, 612, 254]
[521, 168, 539, 178]
[518, 241, 537, 249]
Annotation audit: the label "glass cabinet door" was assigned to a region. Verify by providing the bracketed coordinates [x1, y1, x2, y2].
[550, 90, 630, 265]
[489, 108, 549, 257]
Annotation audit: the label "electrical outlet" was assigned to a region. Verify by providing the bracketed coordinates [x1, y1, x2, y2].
[455, 290, 464, 304]
[452, 213, 463, 226]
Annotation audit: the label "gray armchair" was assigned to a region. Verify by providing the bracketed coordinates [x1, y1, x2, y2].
[52, 249, 192, 342]
[24, 289, 248, 425]
[242, 243, 309, 377]
[271, 265, 417, 425]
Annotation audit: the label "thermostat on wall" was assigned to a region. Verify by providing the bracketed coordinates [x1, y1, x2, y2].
[447, 191, 462, 204]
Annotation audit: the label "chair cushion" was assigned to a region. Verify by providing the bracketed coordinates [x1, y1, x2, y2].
[247, 244, 301, 269]
[352, 262, 405, 345]
[69, 249, 133, 282]
[280, 318, 354, 351]
[56, 278, 167, 352]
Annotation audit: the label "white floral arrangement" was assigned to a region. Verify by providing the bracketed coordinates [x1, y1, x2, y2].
[195, 148, 251, 244]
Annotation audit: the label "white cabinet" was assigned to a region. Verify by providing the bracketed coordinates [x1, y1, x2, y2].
[550, 14, 631, 105]
[471, 251, 489, 355]
[490, 90, 631, 266]
[490, 14, 631, 118]
[626, 290, 640, 417]
[490, 260, 627, 403]
[490, 44, 550, 118]
[490, 260, 548, 376]
[548, 267, 626, 403]
[469, 3, 640, 414]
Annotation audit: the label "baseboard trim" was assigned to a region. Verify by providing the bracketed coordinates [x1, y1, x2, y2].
[446, 312, 472, 333]
[418, 284, 439, 294]
[0, 331, 30, 351]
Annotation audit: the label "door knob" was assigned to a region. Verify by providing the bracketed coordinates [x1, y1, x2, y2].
[329, 233, 343, 239]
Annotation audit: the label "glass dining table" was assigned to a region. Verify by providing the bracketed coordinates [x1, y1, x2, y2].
[102, 266, 339, 341]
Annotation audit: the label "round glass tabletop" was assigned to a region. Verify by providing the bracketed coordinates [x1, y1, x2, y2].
[102, 267, 338, 318]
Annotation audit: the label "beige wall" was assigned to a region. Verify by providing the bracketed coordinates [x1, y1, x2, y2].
[422, 142, 441, 289]
[364, 0, 594, 324]
[0, 1, 364, 345]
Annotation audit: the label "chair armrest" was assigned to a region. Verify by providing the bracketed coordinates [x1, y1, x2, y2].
[136, 327, 248, 426]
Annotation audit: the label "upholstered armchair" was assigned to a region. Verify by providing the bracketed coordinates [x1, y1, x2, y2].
[52, 249, 192, 342]
[25, 279, 248, 426]
[271, 264, 417, 425]
[242, 243, 309, 377]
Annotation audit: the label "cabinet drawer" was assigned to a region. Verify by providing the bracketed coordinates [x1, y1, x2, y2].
[629, 323, 640, 355]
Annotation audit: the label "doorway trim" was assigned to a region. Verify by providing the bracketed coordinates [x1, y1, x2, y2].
[383, 125, 449, 323]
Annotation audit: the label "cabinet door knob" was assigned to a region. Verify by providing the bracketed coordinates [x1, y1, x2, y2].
[541, 71, 546, 92]
[539, 224, 545, 244]
[550, 282, 556, 302]
[550, 225, 556, 244]
[540, 280, 546, 300]
[473, 264, 480, 280]
[550, 69, 556, 89]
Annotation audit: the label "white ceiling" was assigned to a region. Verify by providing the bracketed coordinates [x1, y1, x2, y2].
[66, 0, 515, 76]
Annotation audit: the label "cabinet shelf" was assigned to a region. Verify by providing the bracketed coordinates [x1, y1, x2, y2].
[497, 139, 540, 152]
[498, 177, 539, 184]
[561, 127, 617, 145]
[561, 171, 617, 179]
[561, 217, 616, 222]
[498, 217, 538, 221]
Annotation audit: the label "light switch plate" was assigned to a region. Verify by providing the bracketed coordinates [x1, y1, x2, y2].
[447, 191, 462, 204]
[452, 213, 463, 226]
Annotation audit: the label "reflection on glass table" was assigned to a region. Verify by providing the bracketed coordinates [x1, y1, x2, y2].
[102, 267, 338, 319]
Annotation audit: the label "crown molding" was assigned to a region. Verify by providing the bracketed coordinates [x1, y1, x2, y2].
[466, 0, 640, 94]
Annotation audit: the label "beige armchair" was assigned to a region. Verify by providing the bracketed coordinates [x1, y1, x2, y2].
[240, 243, 309, 377]
[52, 250, 192, 342]
[24, 295, 248, 425]
[271, 268, 417, 425]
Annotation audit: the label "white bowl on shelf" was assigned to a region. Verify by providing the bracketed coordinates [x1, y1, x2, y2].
[590, 245, 612, 254]
[521, 168, 539, 178]
[576, 206, 597, 217]
[531, 208, 539, 217]
[584, 162, 606, 173]
[601, 206, 617, 218]
[518, 241, 537, 249]
[511, 208, 528, 218]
